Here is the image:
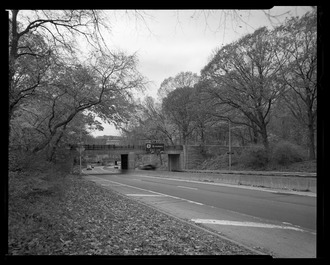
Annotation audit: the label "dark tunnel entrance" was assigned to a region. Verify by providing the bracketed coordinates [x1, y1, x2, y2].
[121, 154, 128, 170]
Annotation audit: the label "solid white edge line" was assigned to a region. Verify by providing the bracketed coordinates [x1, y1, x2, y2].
[126, 194, 165, 197]
[87, 176, 203, 206]
[191, 219, 306, 232]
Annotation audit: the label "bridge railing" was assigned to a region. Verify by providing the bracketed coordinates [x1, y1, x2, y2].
[165, 145, 183, 151]
[82, 145, 145, 150]
[69, 144, 183, 151]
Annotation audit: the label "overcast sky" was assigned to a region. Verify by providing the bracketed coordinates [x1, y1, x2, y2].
[91, 7, 313, 137]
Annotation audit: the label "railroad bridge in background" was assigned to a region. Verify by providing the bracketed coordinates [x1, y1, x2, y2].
[69, 144, 184, 171]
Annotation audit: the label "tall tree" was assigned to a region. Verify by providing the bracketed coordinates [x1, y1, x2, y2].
[162, 86, 197, 145]
[9, 10, 147, 161]
[121, 97, 178, 145]
[157, 71, 199, 100]
[191, 82, 215, 145]
[275, 10, 317, 159]
[8, 10, 109, 122]
[10, 50, 145, 160]
[142, 97, 177, 145]
[201, 27, 287, 151]
[34, 52, 144, 156]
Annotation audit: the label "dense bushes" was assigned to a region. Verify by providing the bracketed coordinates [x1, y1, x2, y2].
[9, 148, 75, 175]
[271, 141, 306, 165]
[240, 145, 269, 169]
[239, 142, 307, 169]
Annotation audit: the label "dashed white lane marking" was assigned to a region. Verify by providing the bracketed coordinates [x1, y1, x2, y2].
[177, 186, 198, 190]
[126, 194, 165, 197]
[87, 176, 204, 206]
[191, 219, 306, 232]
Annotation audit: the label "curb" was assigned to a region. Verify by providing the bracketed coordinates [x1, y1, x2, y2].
[133, 174, 316, 197]
[183, 170, 316, 178]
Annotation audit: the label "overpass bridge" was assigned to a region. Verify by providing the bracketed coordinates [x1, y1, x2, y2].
[69, 144, 184, 171]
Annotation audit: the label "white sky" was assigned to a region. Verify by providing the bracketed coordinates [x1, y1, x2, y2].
[91, 7, 313, 137]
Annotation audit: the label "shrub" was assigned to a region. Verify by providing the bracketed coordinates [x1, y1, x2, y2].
[9, 149, 50, 172]
[240, 145, 269, 169]
[272, 141, 306, 165]
[200, 153, 240, 170]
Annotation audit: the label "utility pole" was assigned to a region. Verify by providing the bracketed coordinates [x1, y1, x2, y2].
[228, 119, 231, 171]
[76, 132, 85, 176]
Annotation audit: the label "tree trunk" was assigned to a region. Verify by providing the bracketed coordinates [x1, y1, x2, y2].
[307, 109, 316, 160]
[249, 122, 259, 144]
[33, 137, 53, 154]
[200, 125, 205, 145]
[306, 93, 316, 160]
[47, 126, 67, 162]
[308, 125, 316, 160]
[259, 123, 270, 152]
[8, 10, 20, 134]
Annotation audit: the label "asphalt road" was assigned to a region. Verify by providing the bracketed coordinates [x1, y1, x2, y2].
[82, 167, 316, 258]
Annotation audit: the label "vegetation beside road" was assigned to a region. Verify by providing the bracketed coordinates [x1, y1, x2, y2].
[194, 141, 316, 173]
[200, 156, 316, 173]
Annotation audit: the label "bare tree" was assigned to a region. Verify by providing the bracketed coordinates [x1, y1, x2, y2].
[162, 86, 197, 145]
[8, 10, 110, 122]
[201, 27, 287, 151]
[275, 10, 317, 159]
[13, 50, 145, 159]
[157, 71, 199, 100]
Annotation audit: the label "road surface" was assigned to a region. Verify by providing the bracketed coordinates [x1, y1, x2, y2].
[82, 167, 316, 258]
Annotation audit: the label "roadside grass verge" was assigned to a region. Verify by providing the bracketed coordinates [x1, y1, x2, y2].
[8, 170, 255, 255]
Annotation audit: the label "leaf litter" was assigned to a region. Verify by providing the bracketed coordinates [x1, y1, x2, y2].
[8, 172, 256, 255]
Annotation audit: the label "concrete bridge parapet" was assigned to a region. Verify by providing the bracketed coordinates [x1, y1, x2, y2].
[70, 144, 185, 171]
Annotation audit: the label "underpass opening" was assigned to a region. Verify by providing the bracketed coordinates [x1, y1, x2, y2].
[168, 154, 181, 171]
[121, 154, 128, 170]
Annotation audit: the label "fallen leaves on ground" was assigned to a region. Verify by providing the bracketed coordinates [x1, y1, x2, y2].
[8, 172, 255, 255]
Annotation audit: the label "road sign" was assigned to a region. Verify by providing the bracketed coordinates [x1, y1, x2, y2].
[146, 143, 164, 153]
[152, 143, 164, 150]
